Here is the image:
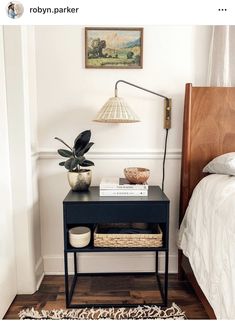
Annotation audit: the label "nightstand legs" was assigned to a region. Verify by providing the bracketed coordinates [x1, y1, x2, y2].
[74, 252, 77, 274]
[64, 252, 69, 307]
[64, 251, 168, 308]
[164, 251, 169, 307]
[155, 251, 168, 307]
[64, 251, 78, 308]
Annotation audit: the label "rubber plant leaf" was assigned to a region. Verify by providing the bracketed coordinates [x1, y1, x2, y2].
[54, 137, 72, 151]
[58, 149, 73, 158]
[76, 142, 94, 157]
[80, 159, 95, 167]
[64, 158, 74, 170]
[74, 130, 91, 154]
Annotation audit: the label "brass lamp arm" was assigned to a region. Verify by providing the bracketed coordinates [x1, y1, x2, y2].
[115, 80, 169, 101]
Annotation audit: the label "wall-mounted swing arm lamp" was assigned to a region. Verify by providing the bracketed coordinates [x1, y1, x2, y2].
[93, 79, 172, 129]
[93, 80, 172, 191]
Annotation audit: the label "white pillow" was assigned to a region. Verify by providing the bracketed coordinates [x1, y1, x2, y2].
[203, 152, 235, 175]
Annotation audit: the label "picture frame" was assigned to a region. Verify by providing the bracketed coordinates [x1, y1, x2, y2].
[85, 27, 143, 69]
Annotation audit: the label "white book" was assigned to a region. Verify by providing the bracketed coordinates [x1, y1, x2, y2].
[100, 176, 148, 190]
[99, 189, 148, 197]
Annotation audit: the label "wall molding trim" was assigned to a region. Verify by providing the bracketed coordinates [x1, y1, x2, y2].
[31, 151, 38, 159]
[38, 149, 182, 160]
[43, 253, 177, 275]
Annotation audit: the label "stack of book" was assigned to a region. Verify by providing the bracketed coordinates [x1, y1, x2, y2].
[99, 177, 148, 196]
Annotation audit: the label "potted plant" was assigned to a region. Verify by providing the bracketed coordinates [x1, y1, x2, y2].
[55, 130, 94, 191]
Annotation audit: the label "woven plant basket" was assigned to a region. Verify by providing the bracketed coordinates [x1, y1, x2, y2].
[94, 224, 162, 248]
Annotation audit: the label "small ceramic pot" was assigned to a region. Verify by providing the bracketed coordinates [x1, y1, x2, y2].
[67, 169, 92, 191]
[69, 226, 91, 248]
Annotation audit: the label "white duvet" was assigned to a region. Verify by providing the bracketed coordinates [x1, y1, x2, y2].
[178, 174, 235, 319]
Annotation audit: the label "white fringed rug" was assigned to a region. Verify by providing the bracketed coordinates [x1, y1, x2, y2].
[19, 303, 186, 319]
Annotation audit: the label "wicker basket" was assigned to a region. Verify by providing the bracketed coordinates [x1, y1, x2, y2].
[94, 224, 162, 248]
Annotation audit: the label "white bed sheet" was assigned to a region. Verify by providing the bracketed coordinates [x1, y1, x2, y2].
[178, 174, 235, 319]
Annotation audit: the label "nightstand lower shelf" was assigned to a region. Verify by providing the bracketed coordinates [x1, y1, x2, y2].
[66, 245, 168, 252]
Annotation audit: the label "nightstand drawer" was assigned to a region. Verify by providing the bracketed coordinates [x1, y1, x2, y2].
[64, 203, 168, 224]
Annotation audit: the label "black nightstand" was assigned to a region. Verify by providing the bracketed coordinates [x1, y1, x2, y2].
[63, 186, 169, 308]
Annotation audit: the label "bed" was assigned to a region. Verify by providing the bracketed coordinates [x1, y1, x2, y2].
[178, 84, 235, 319]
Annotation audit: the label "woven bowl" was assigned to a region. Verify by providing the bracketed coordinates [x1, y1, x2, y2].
[124, 167, 150, 184]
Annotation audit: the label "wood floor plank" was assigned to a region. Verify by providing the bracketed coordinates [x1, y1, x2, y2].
[4, 274, 209, 319]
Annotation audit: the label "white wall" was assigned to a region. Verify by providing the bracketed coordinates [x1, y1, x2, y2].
[35, 26, 211, 274]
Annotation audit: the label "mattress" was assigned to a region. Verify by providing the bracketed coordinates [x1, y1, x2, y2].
[178, 174, 235, 319]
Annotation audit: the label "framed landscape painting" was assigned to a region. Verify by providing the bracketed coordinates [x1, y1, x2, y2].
[85, 27, 143, 69]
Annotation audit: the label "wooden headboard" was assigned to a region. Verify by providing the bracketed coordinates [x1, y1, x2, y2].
[179, 83, 235, 223]
[179, 83, 235, 318]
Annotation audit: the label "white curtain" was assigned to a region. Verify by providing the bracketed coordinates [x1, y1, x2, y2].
[207, 26, 235, 86]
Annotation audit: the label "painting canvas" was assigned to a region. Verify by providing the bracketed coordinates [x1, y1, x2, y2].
[85, 28, 143, 69]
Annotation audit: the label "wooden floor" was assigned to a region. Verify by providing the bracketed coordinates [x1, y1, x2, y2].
[4, 274, 209, 319]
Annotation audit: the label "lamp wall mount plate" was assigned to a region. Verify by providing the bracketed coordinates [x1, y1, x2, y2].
[164, 99, 172, 129]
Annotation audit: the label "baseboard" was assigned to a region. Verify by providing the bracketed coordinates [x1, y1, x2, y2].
[35, 257, 44, 290]
[43, 253, 177, 275]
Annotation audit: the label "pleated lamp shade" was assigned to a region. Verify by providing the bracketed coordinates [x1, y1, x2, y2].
[93, 97, 140, 123]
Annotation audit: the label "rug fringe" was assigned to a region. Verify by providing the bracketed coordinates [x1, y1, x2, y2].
[19, 303, 186, 319]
